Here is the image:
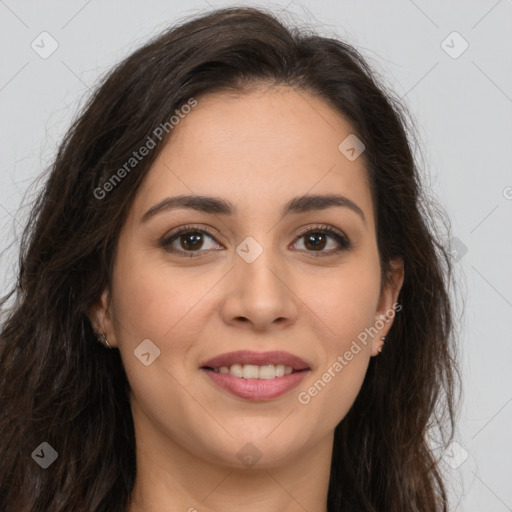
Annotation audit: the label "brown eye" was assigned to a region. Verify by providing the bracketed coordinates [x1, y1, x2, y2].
[160, 227, 223, 256]
[160, 224, 351, 259]
[303, 232, 328, 251]
[178, 231, 205, 251]
[292, 226, 351, 256]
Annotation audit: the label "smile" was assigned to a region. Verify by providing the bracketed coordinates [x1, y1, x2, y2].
[200, 350, 311, 400]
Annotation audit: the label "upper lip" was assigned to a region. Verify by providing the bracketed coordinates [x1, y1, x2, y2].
[200, 350, 310, 371]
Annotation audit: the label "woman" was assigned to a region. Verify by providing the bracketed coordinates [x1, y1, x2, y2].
[0, 6, 460, 511]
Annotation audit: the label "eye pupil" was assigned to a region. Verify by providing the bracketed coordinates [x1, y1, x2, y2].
[181, 232, 203, 250]
[305, 232, 326, 250]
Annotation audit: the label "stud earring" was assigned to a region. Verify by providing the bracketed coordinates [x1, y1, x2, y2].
[378, 336, 386, 353]
[98, 333, 111, 348]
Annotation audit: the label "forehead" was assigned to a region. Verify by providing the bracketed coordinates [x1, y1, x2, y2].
[133, 86, 374, 228]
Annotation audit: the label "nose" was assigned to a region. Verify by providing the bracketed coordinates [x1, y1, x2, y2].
[219, 247, 299, 332]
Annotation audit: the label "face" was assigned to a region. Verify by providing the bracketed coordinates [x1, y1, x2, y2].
[91, 85, 403, 470]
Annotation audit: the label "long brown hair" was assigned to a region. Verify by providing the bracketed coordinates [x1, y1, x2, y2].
[0, 7, 460, 511]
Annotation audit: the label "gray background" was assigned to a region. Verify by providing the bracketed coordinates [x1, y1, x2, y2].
[1, 1, 511, 510]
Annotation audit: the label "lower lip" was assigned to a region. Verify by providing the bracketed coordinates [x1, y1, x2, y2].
[201, 369, 309, 400]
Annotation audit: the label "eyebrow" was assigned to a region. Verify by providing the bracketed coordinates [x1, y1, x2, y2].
[141, 193, 366, 224]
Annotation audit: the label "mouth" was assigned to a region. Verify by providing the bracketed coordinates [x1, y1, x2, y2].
[200, 350, 311, 400]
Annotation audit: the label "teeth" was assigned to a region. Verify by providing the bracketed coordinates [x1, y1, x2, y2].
[260, 364, 277, 379]
[213, 363, 295, 379]
[242, 364, 259, 379]
[230, 364, 243, 378]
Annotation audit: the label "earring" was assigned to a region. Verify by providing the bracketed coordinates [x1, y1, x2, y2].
[98, 333, 111, 348]
[378, 336, 386, 353]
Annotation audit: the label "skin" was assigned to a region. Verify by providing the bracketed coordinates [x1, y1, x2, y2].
[89, 85, 404, 512]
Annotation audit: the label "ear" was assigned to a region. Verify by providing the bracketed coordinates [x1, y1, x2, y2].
[87, 288, 118, 347]
[371, 258, 404, 356]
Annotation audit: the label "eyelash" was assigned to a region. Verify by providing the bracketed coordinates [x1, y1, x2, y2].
[160, 224, 351, 259]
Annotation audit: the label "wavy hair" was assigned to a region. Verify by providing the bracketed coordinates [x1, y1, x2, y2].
[0, 6, 460, 511]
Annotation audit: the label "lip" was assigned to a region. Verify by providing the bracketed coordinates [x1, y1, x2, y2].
[200, 350, 310, 371]
[201, 369, 309, 400]
[200, 350, 311, 401]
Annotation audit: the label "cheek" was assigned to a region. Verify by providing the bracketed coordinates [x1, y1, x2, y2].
[109, 253, 206, 434]
[296, 258, 381, 349]
[292, 256, 380, 416]
[110, 250, 213, 396]
[110, 246, 205, 341]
